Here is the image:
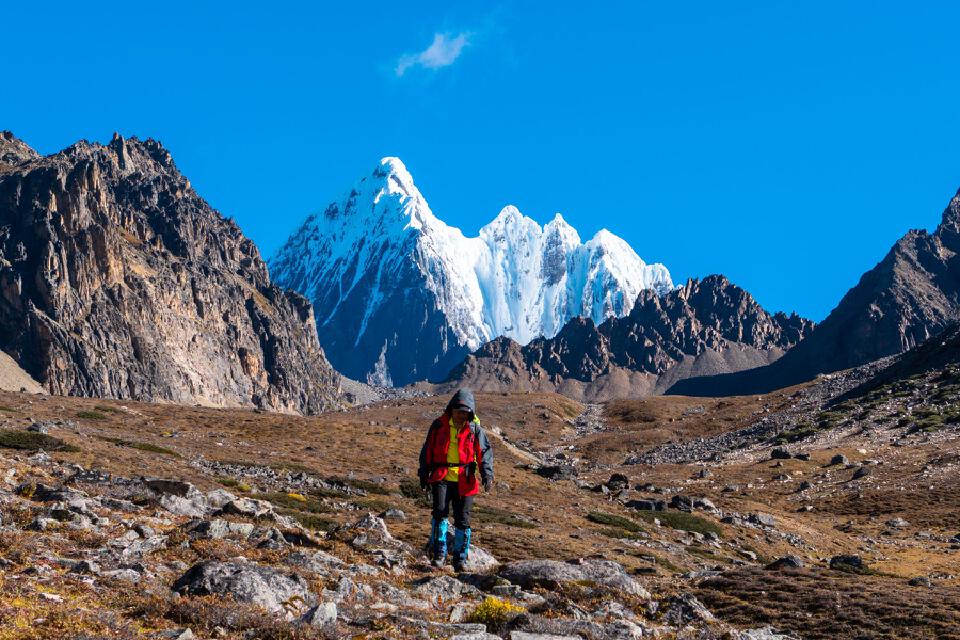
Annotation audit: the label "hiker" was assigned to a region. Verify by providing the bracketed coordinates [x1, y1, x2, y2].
[418, 388, 494, 571]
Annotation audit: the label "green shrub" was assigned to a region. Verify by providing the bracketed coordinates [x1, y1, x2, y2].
[277, 509, 336, 532]
[399, 478, 431, 508]
[217, 477, 252, 492]
[587, 511, 644, 532]
[467, 596, 525, 627]
[327, 475, 391, 495]
[772, 423, 819, 445]
[93, 404, 121, 413]
[634, 510, 723, 537]
[96, 436, 179, 457]
[77, 410, 108, 421]
[0, 430, 79, 452]
[260, 491, 331, 514]
[474, 504, 535, 529]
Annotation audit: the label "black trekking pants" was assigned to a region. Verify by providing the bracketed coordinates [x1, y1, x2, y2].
[432, 480, 474, 529]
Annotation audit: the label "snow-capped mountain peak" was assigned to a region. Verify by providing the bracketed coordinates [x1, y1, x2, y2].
[270, 157, 674, 386]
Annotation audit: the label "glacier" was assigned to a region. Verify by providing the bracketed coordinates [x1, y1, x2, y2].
[269, 157, 673, 386]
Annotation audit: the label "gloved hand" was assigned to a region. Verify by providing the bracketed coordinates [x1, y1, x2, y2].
[483, 477, 493, 493]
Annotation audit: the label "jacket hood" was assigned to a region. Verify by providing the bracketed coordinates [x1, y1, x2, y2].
[446, 388, 476, 414]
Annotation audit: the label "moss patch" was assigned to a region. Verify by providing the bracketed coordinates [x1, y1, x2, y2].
[0, 430, 79, 452]
[634, 510, 723, 537]
[76, 411, 108, 421]
[96, 436, 179, 457]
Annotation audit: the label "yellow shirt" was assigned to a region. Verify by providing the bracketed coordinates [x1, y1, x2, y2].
[446, 421, 461, 481]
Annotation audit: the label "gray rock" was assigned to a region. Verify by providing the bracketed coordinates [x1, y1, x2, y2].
[500, 559, 649, 598]
[219, 498, 275, 519]
[27, 422, 50, 434]
[102, 569, 142, 583]
[172, 560, 316, 618]
[413, 575, 479, 601]
[661, 593, 715, 626]
[829, 555, 866, 571]
[852, 466, 870, 480]
[145, 479, 196, 497]
[186, 519, 249, 540]
[71, 560, 101, 575]
[536, 465, 578, 481]
[749, 513, 777, 528]
[765, 556, 804, 570]
[284, 550, 344, 576]
[830, 453, 849, 466]
[300, 602, 337, 626]
[625, 499, 666, 512]
[606, 473, 630, 492]
[909, 576, 933, 588]
[381, 508, 406, 521]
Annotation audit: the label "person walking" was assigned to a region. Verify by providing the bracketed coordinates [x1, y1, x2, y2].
[418, 388, 494, 572]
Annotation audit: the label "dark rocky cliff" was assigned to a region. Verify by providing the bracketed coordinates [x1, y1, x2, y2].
[670, 187, 960, 396]
[0, 131, 342, 413]
[443, 275, 812, 400]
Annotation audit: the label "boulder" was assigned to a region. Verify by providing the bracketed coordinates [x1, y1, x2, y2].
[219, 498, 275, 519]
[300, 602, 337, 626]
[770, 448, 792, 460]
[829, 555, 866, 572]
[187, 519, 255, 540]
[765, 556, 804, 570]
[536, 465, 578, 481]
[172, 560, 316, 618]
[749, 513, 776, 528]
[625, 499, 666, 512]
[381, 508, 406, 521]
[661, 593, 715, 626]
[500, 559, 649, 597]
[829, 454, 848, 466]
[606, 474, 630, 492]
[145, 479, 195, 497]
[285, 550, 344, 576]
[413, 575, 479, 601]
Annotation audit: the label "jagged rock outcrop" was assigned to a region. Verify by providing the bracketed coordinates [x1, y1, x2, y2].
[671, 186, 960, 396]
[0, 131, 341, 413]
[440, 275, 812, 400]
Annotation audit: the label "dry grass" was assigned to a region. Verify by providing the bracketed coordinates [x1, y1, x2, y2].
[694, 567, 960, 639]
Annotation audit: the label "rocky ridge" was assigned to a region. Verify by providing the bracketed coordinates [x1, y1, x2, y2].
[441, 275, 813, 401]
[671, 186, 960, 396]
[0, 132, 342, 413]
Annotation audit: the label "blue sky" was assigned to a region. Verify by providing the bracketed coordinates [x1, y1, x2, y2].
[5, 2, 959, 321]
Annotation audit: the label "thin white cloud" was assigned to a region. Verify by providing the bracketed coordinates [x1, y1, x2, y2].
[395, 32, 471, 77]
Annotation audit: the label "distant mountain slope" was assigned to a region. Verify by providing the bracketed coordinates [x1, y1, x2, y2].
[0, 131, 342, 413]
[670, 186, 960, 397]
[269, 157, 673, 386]
[437, 275, 813, 401]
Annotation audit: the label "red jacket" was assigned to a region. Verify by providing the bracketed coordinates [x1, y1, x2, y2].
[418, 413, 492, 497]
